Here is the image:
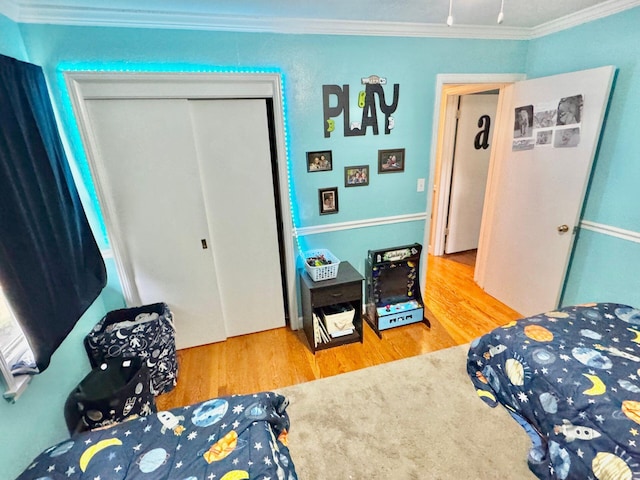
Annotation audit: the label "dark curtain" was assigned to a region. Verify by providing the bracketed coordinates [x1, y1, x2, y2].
[0, 54, 106, 372]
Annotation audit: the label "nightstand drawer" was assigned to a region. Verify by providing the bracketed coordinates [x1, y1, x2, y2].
[312, 282, 362, 307]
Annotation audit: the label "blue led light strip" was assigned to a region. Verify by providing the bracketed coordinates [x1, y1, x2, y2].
[277, 72, 305, 257]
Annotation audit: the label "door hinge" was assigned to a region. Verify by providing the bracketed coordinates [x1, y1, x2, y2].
[444, 227, 449, 236]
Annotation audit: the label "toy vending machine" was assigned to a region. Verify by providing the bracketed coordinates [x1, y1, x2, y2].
[365, 243, 430, 338]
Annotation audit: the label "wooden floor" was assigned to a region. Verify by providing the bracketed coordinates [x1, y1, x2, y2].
[156, 251, 521, 410]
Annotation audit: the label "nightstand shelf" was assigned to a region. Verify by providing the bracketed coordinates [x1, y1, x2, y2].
[300, 261, 364, 353]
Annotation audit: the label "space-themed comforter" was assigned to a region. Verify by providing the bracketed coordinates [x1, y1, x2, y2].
[467, 303, 640, 480]
[16, 391, 298, 480]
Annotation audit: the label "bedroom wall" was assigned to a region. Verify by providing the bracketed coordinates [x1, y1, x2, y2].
[3, 8, 636, 477]
[0, 13, 27, 60]
[524, 7, 640, 308]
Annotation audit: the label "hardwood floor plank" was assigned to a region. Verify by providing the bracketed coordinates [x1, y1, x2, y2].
[156, 253, 522, 410]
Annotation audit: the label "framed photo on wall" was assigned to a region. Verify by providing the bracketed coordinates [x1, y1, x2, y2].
[378, 148, 405, 173]
[319, 187, 338, 215]
[307, 150, 333, 172]
[344, 165, 369, 187]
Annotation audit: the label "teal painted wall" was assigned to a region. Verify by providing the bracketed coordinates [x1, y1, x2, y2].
[0, 13, 27, 60]
[563, 229, 640, 305]
[525, 7, 640, 307]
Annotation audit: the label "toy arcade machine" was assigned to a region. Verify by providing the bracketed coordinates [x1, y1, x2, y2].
[365, 243, 430, 338]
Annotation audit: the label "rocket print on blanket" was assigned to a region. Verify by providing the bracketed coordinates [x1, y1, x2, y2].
[467, 303, 640, 480]
[16, 392, 299, 480]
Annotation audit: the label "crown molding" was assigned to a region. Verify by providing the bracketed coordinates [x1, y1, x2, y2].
[531, 0, 640, 38]
[0, 0, 19, 20]
[9, 4, 531, 39]
[1, 0, 638, 40]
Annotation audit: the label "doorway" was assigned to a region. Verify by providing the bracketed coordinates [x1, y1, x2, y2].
[425, 68, 615, 317]
[423, 74, 524, 319]
[426, 74, 525, 268]
[442, 92, 498, 256]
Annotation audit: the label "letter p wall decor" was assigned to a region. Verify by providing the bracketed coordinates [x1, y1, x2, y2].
[323, 75, 399, 138]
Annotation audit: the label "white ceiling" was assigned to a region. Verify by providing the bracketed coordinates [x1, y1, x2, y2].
[2, 0, 639, 39]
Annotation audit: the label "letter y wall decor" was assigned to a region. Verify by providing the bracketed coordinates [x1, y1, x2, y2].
[323, 75, 399, 138]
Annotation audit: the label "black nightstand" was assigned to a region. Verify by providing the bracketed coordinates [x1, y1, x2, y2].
[300, 261, 364, 353]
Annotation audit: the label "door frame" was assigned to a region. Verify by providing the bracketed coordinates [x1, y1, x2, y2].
[426, 74, 526, 261]
[64, 71, 300, 330]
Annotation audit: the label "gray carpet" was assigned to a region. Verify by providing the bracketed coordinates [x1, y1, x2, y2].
[276, 344, 536, 479]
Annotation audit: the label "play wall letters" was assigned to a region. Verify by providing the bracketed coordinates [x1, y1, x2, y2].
[323, 75, 399, 138]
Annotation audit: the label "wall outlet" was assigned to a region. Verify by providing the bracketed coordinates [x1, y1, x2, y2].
[417, 178, 425, 192]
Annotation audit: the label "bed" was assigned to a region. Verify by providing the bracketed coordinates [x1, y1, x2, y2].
[467, 302, 640, 479]
[16, 391, 298, 480]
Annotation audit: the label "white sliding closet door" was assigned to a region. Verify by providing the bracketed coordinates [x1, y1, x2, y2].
[85, 98, 226, 349]
[189, 99, 285, 337]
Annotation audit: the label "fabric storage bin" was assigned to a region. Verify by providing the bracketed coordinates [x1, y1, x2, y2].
[320, 304, 355, 337]
[64, 357, 156, 434]
[84, 302, 178, 395]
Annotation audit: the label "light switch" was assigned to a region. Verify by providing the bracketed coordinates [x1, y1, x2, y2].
[417, 178, 425, 192]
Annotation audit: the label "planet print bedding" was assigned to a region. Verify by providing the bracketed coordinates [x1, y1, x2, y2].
[16, 391, 298, 480]
[467, 303, 640, 480]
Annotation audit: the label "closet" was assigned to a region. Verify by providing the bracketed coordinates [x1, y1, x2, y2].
[68, 73, 291, 350]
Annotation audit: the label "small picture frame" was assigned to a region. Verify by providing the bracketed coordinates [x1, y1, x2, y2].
[307, 150, 333, 172]
[344, 165, 369, 187]
[378, 148, 405, 173]
[319, 187, 338, 215]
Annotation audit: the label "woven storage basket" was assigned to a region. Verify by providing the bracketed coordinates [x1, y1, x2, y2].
[303, 249, 340, 281]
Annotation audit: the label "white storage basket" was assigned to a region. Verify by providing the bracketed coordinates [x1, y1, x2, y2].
[321, 304, 355, 336]
[303, 249, 340, 281]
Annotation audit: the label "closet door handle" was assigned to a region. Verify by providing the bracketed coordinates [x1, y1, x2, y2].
[201, 239, 208, 249]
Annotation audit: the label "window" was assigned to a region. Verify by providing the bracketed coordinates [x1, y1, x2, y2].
[0, 287, 34, 401]
[0, 54, 107, 401]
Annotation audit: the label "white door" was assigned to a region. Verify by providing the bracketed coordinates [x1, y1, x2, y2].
[477, 66, 615, 316]
[445, 93, 498, 254]
[85, 98, 227, 349]
[189, 99, 286, 337]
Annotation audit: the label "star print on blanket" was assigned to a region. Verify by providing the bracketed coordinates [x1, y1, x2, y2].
[17, 391, 298, 480]
[468, 303, 640, 480]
